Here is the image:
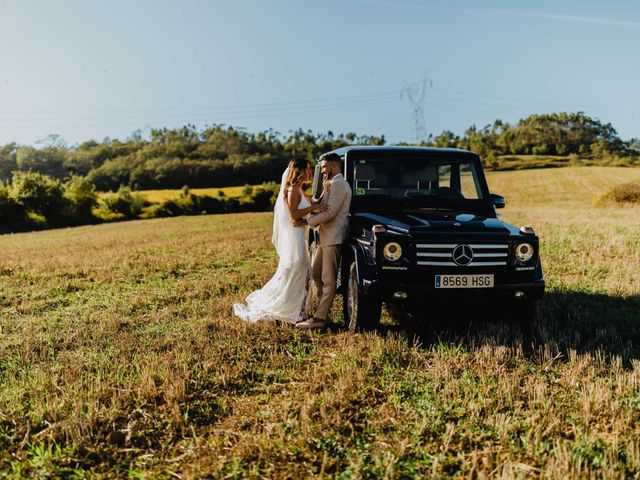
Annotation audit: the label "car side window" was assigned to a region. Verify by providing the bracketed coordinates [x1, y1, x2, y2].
[438, 165, 451, 188]
[460, 164, 480, 199]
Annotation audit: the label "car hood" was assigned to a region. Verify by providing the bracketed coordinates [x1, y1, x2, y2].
[352, 210, 515, 235]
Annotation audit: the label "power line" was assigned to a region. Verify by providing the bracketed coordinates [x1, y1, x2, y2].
[0, 83, 635, 133]
[0, 90, 399, 115]
[1, 83, 632, 119]
[4, 90, 624, 125]
[0, 93, 399, 123]
[427, 93, 545, 112]
[431, 86, 628, 111]
[424, 100, 635, 122]
[0, 96, 401, 130]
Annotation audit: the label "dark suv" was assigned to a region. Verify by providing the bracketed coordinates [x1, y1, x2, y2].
[309, 146, 545, 331]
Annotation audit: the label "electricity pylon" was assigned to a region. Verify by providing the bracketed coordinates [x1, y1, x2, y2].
[401, 73, 432, 143]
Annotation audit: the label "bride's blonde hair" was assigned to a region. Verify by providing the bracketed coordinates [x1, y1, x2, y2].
[285, 158, 311, 191]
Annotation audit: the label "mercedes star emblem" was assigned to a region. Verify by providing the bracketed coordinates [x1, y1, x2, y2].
[452, 244, 474, 266]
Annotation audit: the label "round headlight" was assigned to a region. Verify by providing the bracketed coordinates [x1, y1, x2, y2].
[515, 243, 534, 262]
[383, 242, 403, 261]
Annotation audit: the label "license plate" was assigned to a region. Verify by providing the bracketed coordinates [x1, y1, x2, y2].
[435, 274, 494, 289]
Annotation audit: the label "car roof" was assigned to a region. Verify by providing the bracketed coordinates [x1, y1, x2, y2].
[327, 145, 478, 158]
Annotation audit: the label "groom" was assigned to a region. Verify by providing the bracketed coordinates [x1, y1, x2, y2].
[296, 153, 352, 330]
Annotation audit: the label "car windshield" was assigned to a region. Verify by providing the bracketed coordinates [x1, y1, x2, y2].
[352, 157, 485, 202]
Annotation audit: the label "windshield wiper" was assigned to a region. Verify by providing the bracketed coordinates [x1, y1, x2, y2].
[404, 196, 456, 206]
[403, 194, 435, 199]
[414, 206, 458, 211]
[359, 193, 392, 198]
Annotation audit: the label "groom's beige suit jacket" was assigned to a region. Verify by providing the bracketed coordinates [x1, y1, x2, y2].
[307, 173, 351, 245]
[307, 173, 351, 321]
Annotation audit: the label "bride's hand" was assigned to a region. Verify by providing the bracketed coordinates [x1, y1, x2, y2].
[311, 202, 328, 213]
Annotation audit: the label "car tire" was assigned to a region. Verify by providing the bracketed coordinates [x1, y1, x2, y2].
[344, 261, 381, 332]
[506, 299, 539, 345]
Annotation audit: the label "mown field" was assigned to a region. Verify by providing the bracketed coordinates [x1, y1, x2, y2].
[1, 166, 639, 478]
[134, 186, 249, 203]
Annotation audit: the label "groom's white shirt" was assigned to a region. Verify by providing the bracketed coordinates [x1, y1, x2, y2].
[308, 173, 352, 246]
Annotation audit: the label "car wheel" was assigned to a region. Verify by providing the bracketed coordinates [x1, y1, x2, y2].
[506, 299, 539, 345]
[344, 261, 381, 332]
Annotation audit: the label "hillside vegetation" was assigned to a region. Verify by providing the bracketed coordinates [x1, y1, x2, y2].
[0, 168, 639, 478]
[594, 180, 640, 206]
[0, 112, 638, 192]
[1, 112, 639, 234]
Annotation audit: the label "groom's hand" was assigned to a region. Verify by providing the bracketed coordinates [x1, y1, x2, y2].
[323, 179, 331, 195]
[292, 218, 307, 227]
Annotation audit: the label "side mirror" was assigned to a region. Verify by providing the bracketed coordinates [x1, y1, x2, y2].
[491, 193, 506, 209]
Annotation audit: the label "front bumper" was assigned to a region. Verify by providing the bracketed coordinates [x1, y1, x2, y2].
[363, 278, 545, 303]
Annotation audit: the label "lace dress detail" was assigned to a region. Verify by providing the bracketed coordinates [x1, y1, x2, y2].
[233, 195, 312, 324]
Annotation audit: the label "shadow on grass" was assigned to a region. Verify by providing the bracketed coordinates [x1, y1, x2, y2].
[381, 290, 640, 365]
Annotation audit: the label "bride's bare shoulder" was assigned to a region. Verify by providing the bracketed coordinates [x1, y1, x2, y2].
[285, 185, 302, 205]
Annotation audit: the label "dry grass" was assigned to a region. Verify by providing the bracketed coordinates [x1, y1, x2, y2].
[132, 186, 248, 203]
[485, 166, 640, 207]
[0, 167, 639, 478]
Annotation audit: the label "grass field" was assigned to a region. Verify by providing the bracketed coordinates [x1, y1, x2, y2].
[1, 167, 639, 478]
[134, 186, 250, 203]
[486, 166, 640, 206]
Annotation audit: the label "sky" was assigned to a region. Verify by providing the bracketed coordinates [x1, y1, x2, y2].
[0, 0, 639, 146]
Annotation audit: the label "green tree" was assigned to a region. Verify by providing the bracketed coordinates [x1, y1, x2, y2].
[10, 171, 69, 223]
[0, 184, 25, 229]
[64, 175, 98, 220]
[0, 142, 18, 181]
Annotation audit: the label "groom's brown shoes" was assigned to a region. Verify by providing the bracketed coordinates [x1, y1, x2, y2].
[295, 317, 327, 330]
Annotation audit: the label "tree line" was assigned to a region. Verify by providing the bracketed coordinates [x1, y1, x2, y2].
[0, 112, 638, 192]
[426, 112, 639, 166]
[0, 112, 639, 233]
[0, 127, 386, 191]
[0, 170, 281, 234]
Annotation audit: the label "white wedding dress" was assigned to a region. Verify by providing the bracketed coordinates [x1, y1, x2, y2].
[233, 168, 311, 324]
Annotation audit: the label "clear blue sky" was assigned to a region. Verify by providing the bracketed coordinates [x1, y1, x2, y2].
[0, 0, 639, 146]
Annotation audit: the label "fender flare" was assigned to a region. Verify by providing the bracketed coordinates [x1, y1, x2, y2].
[342, 241, 376, 287]
[534, 258, 544, 283]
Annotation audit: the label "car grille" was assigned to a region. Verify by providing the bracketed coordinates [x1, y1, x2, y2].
[415, 243, 509, 267]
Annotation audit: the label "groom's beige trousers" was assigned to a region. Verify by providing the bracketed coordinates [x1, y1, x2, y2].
[311, 243, 341, 321]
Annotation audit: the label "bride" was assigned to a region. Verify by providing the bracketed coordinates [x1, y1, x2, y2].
[233, 158, 327, 324]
